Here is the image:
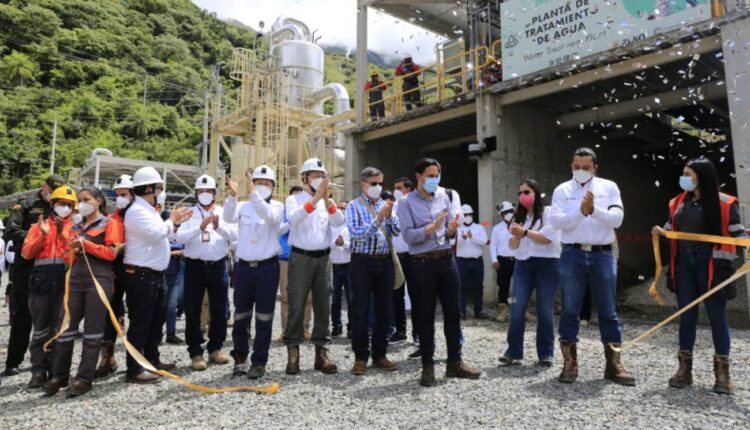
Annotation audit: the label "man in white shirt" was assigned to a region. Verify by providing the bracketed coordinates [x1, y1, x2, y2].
[284, 158, 344, 375]
[330, 201, 352, 338]
[174, 174, 237, 372]
[490, 201, 516, 322]
[456, 204, 489, 319]
[223, 165, 283, 379]
[549, 147, 634, 386]
[123, 166, 191, 383]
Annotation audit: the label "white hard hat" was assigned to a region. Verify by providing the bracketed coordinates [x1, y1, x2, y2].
[194, 174, 217, 190]
[132, 166, 163, 187]
[461, 204, 474, 214]
[403, 52, 412, 59]
[252, 165, 276, 184]
[496, 201, 514, 214]
[0, 219, 4, 230]
[300, 158, 327, 175]
[112, 174, 134, 190]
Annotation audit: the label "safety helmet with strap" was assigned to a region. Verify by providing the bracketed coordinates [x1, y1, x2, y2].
[50, 185, 77, 204]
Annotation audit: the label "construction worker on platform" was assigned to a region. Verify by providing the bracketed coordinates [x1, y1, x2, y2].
[395, 53, 422, 111]
[43, 186, 122, 397]
[284, 158, 344, 375]
[175, 174, 236, 371]
[123, 166, 191, 383]
[96, 174, 133, 378]
[20, 185, 76, 388]
[364, 72, 387, 120]
[223, 166, 283, 379]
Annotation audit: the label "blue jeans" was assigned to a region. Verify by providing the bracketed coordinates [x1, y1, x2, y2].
[164, 259, 184, 335]
[675, 247, 730, 355]
[350, 255, 394, 361]
[231, 260, 280, 365]
[504, 258, 559, 360]
[183, 259, 229, 357]
[457, 257, 485, 315]
[331, 263, 353, 331]
[558, 246, 622, 344]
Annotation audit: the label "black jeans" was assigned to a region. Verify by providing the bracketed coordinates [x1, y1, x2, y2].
[392, 253, 414, 337]
[495, 256, 515, 305]
[5, 263, 32, 368]
[350, 254, 394, 361]
[410, 255, 462, 366]
[124, 269, 166, 375]
[183, 259, 228, 357]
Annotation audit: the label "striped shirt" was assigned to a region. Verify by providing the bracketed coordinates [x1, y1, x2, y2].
[346, 195, 400, 255]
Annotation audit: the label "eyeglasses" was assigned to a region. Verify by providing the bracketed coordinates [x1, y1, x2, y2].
[368, 182, 384, 187]
[517, 190, 533, 196]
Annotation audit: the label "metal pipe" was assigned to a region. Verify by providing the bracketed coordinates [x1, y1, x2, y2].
[271, 16, 310, 45]
[309, 83, 351, 121]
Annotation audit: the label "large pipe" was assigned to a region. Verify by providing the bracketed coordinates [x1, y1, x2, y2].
[271, 16, 310, 44]
[309, 83, 351, 119]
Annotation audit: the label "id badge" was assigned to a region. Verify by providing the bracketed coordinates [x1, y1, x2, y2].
[201, 231, 210, 243]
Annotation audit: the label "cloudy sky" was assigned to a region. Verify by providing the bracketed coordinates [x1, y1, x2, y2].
[192, 0, 444, 64]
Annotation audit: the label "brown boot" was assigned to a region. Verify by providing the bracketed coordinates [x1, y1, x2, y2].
[668, 350, 693, 388]
[233, 353, 248, 376]
[286, 345, 300, 375]
[419, 367, 436, 387]
[66, 379, 92, 398]
[558, 340, 578, 383]
[351, 360, 367, 376]
[445, 361, 481, 379]
[604, 343, 636, 386]
[95, 342, 117, 378]
[712, 354, 734, 395]
[314, 345, 338, 374]
[373, 357, 397, 372]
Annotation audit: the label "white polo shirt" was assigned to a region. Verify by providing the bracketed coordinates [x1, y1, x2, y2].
[549, 177, 624, 246]
[329, 224, 351, 264]
[124, 196, 174, 271]
[223, 192, 283, 262]
[175, 205, 237, 262]
[514, 206, 561, 261]
[456, 222, 487, 258]
[490, 221, 515, 258]
[286, 191, 345, 251]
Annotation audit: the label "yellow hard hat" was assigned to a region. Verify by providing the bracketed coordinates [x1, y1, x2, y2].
[50, 185, 77, 203]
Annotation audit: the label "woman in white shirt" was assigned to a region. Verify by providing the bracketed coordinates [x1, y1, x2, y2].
[499, 180, 561, 368]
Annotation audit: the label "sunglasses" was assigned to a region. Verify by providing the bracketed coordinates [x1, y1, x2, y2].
[517, 190, 534, 196]
[368, 182, 384, 187]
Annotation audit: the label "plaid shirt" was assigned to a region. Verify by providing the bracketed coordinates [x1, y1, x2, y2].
[346, 195, 400, 255]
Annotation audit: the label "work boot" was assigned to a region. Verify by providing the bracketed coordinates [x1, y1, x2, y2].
[419, 367, 436, 387]
[66, 379, 92, 398]
[28, 372, 47, 389]
[351, 360, 367, 375]
[604, 343, 636, 386]
[712, 354, 734, 395]
[373, 357, 397, 372]
[154, 361, 176, 371]
[191, 355, 208, 371]
[233, 353, 248, 376]
[495, 304, 509, 322]
[475, 310, 490, 320]
[525, 311, 536, 322]
[558, 340, 578, 384]
[166, 333, 184, 345]
[42, 377, 69, 397]
[446, 361, 481, 379]
[4, 366, 20, 376]
[209, 350, 229, 365]
[126, 370, 160, 384]
[286, 345, 300, 375]
[668, 350, 693, 388]
[247, 365, 266, 380]
[314, 345, 338, 374]
[95, 342, 117, 378]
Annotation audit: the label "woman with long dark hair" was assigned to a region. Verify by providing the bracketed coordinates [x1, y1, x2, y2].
[499, 179, 561, 367]
[653, 157, 745, 395]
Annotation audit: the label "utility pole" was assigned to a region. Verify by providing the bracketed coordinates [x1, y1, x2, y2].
[143, 76, 148, 105]
[202, 89, 209, 170]
[50, 120, 58, 174]
[208, 61, 225, 177]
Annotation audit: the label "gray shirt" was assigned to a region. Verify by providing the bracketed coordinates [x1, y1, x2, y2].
[398, 190, 456, 255]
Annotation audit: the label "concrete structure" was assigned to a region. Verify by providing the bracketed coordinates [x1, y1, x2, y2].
[350, 1, 750, 325]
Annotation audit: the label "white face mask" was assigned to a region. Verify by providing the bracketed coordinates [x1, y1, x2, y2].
[503, 213, 513, 223]
[156, 191, 167, 206]
[572, 169, 593, 184]
[310, 177, 324, 191]
[72, 213, 83, 225]
[366, 185, 382, 200]
[116, 196, 131, 210]
[77, 202, 95, 217]
[54, 204, 72, 218]
[255, 185, 272, 200]
[197, 192, 214, 207]
[393, 190, 404, 200]
[464, 215, 473, 225]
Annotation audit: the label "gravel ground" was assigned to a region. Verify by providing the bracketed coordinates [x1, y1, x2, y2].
[0, 300, 748, 429]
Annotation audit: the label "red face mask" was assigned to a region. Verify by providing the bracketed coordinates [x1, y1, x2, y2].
[519, 194, 534, 209]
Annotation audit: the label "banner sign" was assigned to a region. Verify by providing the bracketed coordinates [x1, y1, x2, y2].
[500, 0, 713, 79]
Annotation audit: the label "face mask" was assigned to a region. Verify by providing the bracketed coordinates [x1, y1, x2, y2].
[197, 192, 214, 207]
[572, 169, 593, 184]
[423, 176, 440, 194]
[54, 204, 72, 218]
[464, 215, 473, 225]
[72, 213, 83, 224]
[156, 191, 166, 206]
[503, 213, 513, 223]
[519, 194, 535, 209]
[366, 185, 382, 200]
[116, 196, 131, 210]
[393, 190, 404, 200]
[310, 177, 324, 192]
[256, 185, 273, 201]
[679, 176, 697, 192]
[78, 202, 95, 217]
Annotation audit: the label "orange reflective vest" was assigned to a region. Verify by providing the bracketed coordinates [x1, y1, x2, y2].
[668, 191, 737, 291]
[21, 217, 73, 264]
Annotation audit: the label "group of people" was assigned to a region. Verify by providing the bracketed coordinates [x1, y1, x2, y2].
[0, 147, 742, 397]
